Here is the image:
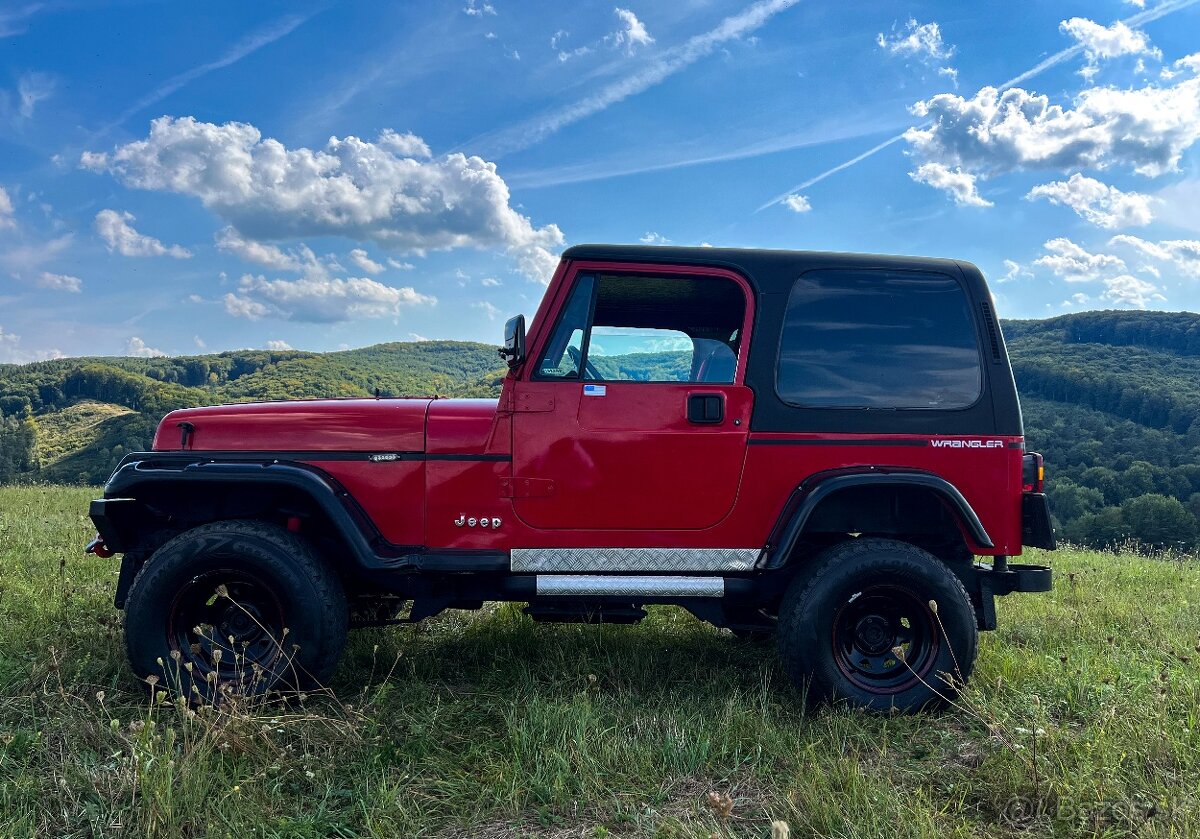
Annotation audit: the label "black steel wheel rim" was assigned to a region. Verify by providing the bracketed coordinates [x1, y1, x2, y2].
[830, 584, 940, 694]
[167, 568, 286, 684]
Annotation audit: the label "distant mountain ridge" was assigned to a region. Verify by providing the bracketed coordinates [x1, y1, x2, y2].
[2, 310, 1198, 550]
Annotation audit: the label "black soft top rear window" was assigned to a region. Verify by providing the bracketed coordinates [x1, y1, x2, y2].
[776, 269, 982, 409]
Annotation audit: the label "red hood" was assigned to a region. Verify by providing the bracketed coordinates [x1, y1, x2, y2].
[154, 398, 434, 452]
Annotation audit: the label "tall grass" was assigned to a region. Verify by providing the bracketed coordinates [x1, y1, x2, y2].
[1, 484, 1198, 837]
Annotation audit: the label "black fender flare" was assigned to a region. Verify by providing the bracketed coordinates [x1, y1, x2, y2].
[94, 455, 402, 569]
[760, 468, 994, 569]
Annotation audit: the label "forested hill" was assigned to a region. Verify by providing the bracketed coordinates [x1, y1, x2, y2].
[1, 310, 1199, 551]
[1003, 311, 1200, 551]
[0, 341, 508, 486]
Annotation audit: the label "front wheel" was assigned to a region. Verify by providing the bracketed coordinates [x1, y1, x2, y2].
[123, 520, 348, 701]
[777, 538, 977, 712]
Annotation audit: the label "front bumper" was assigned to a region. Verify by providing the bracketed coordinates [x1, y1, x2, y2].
[88, 497, 143, 554]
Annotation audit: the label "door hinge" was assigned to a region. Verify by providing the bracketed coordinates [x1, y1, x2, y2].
[499, 391, 554, 413]
[517, 392, 554, 412]
[500, 476, 556, 498]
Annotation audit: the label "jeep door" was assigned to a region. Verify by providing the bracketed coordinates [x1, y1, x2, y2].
[509, 263, 754, 531]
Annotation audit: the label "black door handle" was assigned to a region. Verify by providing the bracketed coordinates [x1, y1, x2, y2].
[687, 393, 724, 424]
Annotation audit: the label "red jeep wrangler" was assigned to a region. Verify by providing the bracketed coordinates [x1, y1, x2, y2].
[88, 245, 1055, 711]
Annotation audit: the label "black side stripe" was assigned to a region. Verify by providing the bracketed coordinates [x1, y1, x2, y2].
[748, 438, 929, 447]
[425, 453, 512, 462]
[137, 450, 512, 463]
[749, 438, 1024, 449]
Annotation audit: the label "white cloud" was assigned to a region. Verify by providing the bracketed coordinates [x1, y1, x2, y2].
[1109, 234, 1200, 277]
[760, 1, 1200, 210]
[937, 66, 959, 88]
[1125, 0, 1145, 7]
[348, 248, 385, 274]
[265, 339, 293, 350]
[1101, 274, 1164, 308]
[909, 162, 992, 207]
[608, 8, 654, 53]
[0, 233, 72, 278]
[193, 335, 206, 349]
[905, 75, 1200, 180]
[222, 293, 269, 320]
[1034, 237, 1126, 280]
[0, 325, 62, 364]
[387, 258, 414, 270]
[463, 0, 496, 15]
[17, 72, 53, 119]
[36, 271, 82, 293]
[876, 19, 954, 62]
[126, 336, 165, 357]
[224, 274, 436, 322]
[1060, 17, 1160, 80]
[474, 300, 501, 321]
[0, 326, 21, 363]
[640, 231, 670, 244]
[0, 186, 13, 229]
[1174, 52, 1200, 75]
[216, 226, 305, 271]
[83, 117, 564, 282]
[478, 0, 799, 155]
[1000, 259, 1032, 283]
[408, 332, 430, 341]
[481, 277, 502, 286]
[95, 209, 191, 258]
[552, 30, 593, 62]
[1026, 173, 1154, 228]
[782, 193, 812, 213]
[377, 129, 432, 158]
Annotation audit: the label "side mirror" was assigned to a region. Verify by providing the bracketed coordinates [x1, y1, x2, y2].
[499, 314, 526, 366]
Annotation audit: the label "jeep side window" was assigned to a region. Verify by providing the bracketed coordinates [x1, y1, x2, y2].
[575, 273, 745, 383]
[536, 274, 597, 378]
[777, 269, 983, 408]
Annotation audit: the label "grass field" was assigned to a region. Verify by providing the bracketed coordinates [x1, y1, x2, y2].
[1, 485, 1198, 837]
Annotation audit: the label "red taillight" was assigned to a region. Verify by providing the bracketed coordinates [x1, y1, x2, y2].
[1022, 452, 1044, 493]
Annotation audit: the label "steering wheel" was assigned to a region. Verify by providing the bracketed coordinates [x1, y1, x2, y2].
[567, 345, 601, 381]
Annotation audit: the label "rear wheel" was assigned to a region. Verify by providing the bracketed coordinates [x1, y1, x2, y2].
[123, 520, 348, 701]
[777, 538, 977, 712]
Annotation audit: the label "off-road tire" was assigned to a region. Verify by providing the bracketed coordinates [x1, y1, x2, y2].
[123, 520, 348, 701]
[777, 538, 977, 712]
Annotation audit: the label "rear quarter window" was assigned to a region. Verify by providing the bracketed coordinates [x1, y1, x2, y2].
[777, 269, 982, 409]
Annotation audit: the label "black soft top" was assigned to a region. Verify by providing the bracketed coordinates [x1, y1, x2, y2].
[562, 244, 978, 297]
[561, 244, 1022, 437]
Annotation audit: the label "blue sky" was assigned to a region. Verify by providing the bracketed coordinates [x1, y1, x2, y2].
[1, 0, 1199, 361]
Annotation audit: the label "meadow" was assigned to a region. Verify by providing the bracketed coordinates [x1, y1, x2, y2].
[1, 484, 1198, 837]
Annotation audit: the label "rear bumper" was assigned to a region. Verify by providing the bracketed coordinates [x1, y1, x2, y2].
[980, 562, 1052, 595]
[1021, 492, 1057, 550]
[972, 561, 1052, 630]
